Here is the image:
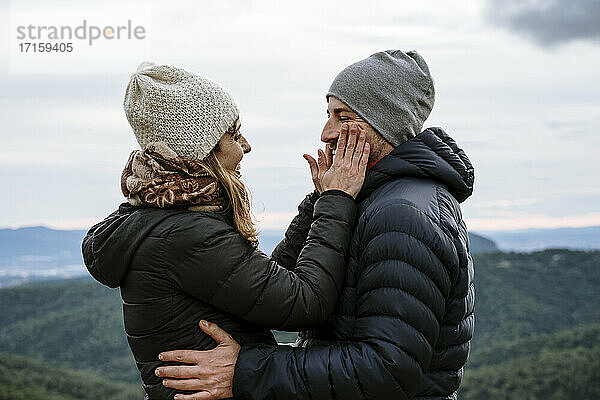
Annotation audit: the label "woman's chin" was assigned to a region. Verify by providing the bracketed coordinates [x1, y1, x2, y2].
[229, 162, 242, 177]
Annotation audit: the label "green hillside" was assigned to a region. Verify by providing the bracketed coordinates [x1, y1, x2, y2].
[460, 323, 600, 399]
[0, 352, 142, 400]
[462, 344, 600, 400]
[0, 279, 139, 382]
[470, 249, 600, 354]
[2, 326, 598, 400]
[0, 249, 598, 398]
[467, 322, 600, 369]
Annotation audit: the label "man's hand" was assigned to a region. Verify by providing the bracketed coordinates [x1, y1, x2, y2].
[155, 320, 241, 400]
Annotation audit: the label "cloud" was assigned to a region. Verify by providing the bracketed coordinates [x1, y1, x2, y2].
[2, 0, 600, 232]
[484, 0, 600, 46]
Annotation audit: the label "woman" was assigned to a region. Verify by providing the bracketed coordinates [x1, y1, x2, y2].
[82, 61, 369, 400]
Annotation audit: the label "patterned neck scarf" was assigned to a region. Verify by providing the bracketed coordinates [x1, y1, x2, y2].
[120, 141, 227, 212]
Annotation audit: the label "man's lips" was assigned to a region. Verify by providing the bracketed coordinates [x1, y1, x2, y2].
[328, 141, 337, 157]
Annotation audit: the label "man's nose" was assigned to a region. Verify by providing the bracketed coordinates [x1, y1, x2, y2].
[240, 135, 251, 153]
[321, 120, 339, 143]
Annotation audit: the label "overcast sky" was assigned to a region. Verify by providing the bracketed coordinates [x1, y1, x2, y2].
[1, 0, 599, 232]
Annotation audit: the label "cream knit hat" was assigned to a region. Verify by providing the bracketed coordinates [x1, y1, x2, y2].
[123, 61, 240, 160]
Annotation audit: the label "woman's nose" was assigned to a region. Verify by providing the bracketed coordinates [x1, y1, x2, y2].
[240, 135, 251, 153]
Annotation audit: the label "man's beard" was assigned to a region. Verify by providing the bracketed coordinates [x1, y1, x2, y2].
[327, 139, 381, 165]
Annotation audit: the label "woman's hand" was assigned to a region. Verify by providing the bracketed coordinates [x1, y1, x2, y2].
[303, 147, 330, 195]
[304, 123, 370, 199]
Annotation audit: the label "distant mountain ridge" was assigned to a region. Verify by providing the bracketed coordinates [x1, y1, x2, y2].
[2, 223, 598, 286]
[0, 227, 88, 287]
[0, 226, 499, 287]
[476, 225, 600, 251]
[0, 226, 86, 266]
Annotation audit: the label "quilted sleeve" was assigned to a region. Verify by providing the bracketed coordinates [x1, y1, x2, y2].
[169, 190, 356, 331]
[270, 191, 320, 271]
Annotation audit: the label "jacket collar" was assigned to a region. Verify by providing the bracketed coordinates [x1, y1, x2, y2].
[357, 127, 474, 203]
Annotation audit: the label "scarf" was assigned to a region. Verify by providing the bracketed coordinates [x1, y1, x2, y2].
[120, 141, 227, 212]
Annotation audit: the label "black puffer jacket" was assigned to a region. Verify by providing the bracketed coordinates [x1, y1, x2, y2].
[81, 190, 357, 400]
[233, 127, 475, 400]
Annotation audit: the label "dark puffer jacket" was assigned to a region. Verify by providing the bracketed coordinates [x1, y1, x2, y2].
[81, 190, 357, 400]
[233, 127, 475, 400]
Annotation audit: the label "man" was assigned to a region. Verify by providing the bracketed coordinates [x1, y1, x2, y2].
[155, 50, 475, 400]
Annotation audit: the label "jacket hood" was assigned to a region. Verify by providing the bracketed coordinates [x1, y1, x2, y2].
[358, 127, 474, 203]
[81, 202, 178, 288]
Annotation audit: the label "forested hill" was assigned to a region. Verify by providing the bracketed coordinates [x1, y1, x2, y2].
[461, 324, 600, 400]
[0, 249, 599, 399]
[0, 352, 142, 400]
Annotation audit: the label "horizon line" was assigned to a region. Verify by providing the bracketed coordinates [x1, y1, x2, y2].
[2, 215, 600, 234]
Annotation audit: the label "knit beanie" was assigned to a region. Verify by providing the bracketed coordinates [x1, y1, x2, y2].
[123, 61, 239, 160]
[327, 50, 435, 147]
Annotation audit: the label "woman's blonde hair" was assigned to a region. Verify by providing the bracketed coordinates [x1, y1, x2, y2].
[197, 125, 259, 244]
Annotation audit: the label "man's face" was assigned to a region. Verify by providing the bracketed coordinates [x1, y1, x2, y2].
[321, 96, 389, 164]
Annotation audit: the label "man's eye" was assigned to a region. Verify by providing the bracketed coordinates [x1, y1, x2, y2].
[339, 117, 350, 121]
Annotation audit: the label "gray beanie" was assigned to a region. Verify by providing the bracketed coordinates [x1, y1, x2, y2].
[123, 61, 239, 160]
[327, 50, 435, 147]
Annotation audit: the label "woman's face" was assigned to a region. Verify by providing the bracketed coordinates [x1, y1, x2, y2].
[214, 120, 251, 170]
